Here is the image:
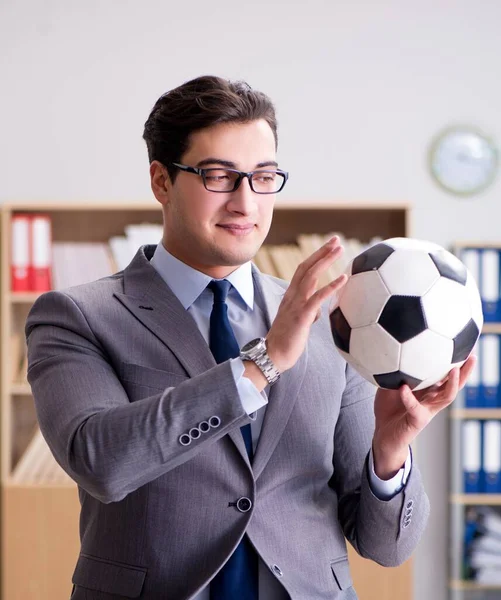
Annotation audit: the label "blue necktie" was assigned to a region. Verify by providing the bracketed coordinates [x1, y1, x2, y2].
[208, 279, 258, 600]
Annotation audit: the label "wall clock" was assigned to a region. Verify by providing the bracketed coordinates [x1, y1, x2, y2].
[429, 126, 498, 196]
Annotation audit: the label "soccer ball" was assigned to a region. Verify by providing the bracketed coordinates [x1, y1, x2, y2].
[330, 237, 483, 391]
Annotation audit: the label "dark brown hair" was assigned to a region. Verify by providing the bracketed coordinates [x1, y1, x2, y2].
[142, 75, 278, 181]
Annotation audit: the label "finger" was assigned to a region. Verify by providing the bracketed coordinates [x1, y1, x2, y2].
[439, 366, 460, 407]
[306, 273, 348, 313]
[399, 384, 426, 425]
[297, 245, 344, 297]
[290, 236, 341, 286]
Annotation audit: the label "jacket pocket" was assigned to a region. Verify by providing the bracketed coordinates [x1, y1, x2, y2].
[120, 362, 188, 391]
[330, 556, 352, 591]
[72, 553, 147, 598]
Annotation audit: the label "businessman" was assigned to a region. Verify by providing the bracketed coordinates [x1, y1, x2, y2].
[26, 75, 475, 599]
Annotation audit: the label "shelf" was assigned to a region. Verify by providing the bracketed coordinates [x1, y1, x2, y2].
[450, 579, 501, 590]
[450, 409, 501, 419]
[4, 479, 76, 489]
[10, 292, 42, 304]
[3, 200, 159, 212]
[450, 494, 501, 505]
[3, 199, 411, 212]
[483, 323, 501, 334]
[10, 383, 31, 396]
[453, 241, 501, 250]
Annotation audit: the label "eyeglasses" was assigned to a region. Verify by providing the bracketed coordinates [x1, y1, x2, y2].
[170, 162, 289, 194]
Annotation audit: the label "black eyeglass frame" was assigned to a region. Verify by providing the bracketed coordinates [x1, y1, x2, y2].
[170, 162, 289, 194]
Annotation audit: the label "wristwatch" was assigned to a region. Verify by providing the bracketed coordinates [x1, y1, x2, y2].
[240, 337, 281, 386]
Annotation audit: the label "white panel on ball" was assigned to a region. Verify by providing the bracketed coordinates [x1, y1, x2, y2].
[400, 329, 454, 381]
[337, 348, 377, 386]
[350, 324, 401, 374]
[338, 271, 391, 328]
[413, 367, 458, 391]
[421, 278, 472, 338]
[378, 249, 441, 296]
[385, 237, 443, 252]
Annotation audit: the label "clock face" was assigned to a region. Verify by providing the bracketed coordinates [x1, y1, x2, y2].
[429, 127, 498, 196]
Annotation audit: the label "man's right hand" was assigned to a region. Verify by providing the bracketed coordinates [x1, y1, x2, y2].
[265, 236, 347, 374]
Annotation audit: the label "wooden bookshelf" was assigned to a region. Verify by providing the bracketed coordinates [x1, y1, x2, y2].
[1, 200, 413, 600]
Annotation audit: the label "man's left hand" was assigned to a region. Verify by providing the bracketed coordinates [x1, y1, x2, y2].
[371, 355, 477, 480]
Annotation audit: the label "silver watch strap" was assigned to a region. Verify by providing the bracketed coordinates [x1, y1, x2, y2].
[254, 350, 280, 386]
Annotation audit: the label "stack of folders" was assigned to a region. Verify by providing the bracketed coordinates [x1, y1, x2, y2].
[464, 334, 500, 408]
[13, 209, 382, 293]
[462, 420, 501, 493]
[460, 247, 501, 323]
[464, 507, 501, 583]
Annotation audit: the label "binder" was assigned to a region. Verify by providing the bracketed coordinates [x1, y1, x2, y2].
[462, 420, 482, 493]
[461, 247, 481, 287]
[480, 248, 500, 322]
[465, 338, 482, 408]
[480, 335, 500, 408]
[482, 420, 501, 493]
[29, 214, 52, 292]
[10, 215, 31, 292]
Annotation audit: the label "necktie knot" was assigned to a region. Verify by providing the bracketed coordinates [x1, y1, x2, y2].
[208, 279, 231, 303]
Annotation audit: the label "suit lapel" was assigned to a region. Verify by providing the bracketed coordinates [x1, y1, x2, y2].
[251, 268, 309, 480]
[114, 246, 216, 378]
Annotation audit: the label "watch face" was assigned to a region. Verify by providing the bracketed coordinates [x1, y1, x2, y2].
[241, 337, 262, 354]
[429, 126, 498, 196]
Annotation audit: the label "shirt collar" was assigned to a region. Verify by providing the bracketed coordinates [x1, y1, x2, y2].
[150, 242, 254, 310]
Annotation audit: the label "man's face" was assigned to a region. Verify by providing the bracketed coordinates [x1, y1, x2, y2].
[152, 119, 278, 278]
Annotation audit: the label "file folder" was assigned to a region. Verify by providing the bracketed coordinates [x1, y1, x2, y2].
[465, 338, 481, 408]
[30, 214, 52, 292]
[481, 335, 500, 408]
[482, 420, 501, 493]
[10, 214, 31, 292]
[462, 420, 482, 493]
[480, 249, 500, 322]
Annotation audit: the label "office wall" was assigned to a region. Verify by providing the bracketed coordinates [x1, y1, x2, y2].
[2, 1, 501, 598]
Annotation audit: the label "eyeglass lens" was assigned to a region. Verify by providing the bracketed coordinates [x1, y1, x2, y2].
[203, 169, 285, 193]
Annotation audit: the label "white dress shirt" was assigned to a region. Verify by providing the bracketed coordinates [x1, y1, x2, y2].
[150, 242, 411, 600]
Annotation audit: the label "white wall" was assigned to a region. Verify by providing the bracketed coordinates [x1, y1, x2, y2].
[2, 1, 501, 598]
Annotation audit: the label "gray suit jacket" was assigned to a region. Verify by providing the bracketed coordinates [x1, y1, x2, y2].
[26, 245, 429, 600]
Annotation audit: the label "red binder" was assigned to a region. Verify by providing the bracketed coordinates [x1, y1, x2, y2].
[29, 214, 52, 292]
[11, 214, 31, 292]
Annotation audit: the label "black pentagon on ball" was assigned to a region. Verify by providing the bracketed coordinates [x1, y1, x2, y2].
[352, 243, 395, 275]
[330, 307, 351, 353]
[429, 249, 467, 285]
[452, 318, 480, 363]
[378, 296, 427, 343]
[374, 371, 423, 391]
